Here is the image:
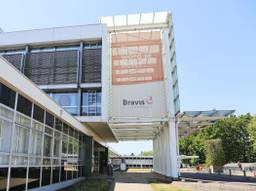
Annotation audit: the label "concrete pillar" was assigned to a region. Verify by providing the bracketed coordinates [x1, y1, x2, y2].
[159, 130, 163, 173]
[153, 123, 179, 178]
[153, 135, 160, 173]
[165, 126, 171, 176]
[168, 119, 179, 178]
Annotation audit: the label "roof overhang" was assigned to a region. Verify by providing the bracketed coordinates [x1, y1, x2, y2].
[75, 116, 118, 143]
[100, 11, 170, 32]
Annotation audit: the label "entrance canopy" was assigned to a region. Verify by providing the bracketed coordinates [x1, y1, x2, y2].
[109, 109, 235, 141]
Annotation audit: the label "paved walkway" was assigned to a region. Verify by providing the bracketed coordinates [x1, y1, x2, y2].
[113, 171, 170, 191]
[114, 183, 152, 191]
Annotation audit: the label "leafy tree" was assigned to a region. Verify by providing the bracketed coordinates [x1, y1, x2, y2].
[179, 114, 255, 164]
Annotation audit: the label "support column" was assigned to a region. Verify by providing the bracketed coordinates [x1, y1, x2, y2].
[165, 126, 171, 176]
[168, 118, 179, 178]
[153, 136, 160, 174]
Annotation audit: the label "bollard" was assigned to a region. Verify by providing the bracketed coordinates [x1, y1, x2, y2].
[209, 168, 211, 174]
[229, 169, 231, 176]
[243, 170, 246, 177]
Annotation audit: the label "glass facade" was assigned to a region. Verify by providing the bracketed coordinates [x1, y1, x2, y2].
[0, 82, 95, 191]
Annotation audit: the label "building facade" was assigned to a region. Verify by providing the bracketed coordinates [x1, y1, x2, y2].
[0, 11, 181, 190]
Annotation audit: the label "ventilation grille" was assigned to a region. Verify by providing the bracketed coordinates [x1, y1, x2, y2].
[82, 48, 101, 83]
[24, 51, 78, 85]
[2, 54, 23, 70]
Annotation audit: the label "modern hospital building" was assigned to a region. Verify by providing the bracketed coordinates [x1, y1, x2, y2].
[0, 11, 234, 190]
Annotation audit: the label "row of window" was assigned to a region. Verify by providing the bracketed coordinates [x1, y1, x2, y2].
[48, 90, 102, 116]
[1, 43, 102, 85]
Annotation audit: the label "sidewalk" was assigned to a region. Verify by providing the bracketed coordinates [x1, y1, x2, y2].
[113, 171, 166, 191]
[114, 183, 152, 191]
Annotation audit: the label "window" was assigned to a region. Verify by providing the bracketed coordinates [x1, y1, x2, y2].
[0, 168, 8, 190]
[17, 94, 32, 117]
[10, 167, 27, 190]
[28, 167, 41, 189]
[0, 119, 12, 152]
[33, 104, 44, 123]
[50, 92, 79, 116]
[55, 118, 62, 131]
[30, 122, 43, 156]
[54, 132, 61, 157]
[82, 90, 101, 116]
[0, 83, 16, 109]
[82, 46, 102, 83]
[25, 50, 78, 85]
[63, 123, 69, 135]
[16, 112, 31, 128]
[61, 135, 68, 158]
[46, 112, 54, 128]
[2, 54, 23, 70]
[69, 126, 74, 137]
[43, 135, 52, 157]
[13, 124, 29, 154]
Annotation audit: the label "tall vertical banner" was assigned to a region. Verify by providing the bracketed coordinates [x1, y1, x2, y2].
[111, 31, 167, 118]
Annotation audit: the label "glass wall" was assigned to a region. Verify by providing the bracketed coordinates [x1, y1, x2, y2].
[0, 82, 95, 191]
[48, 90, 102, 117]
[49, 92, 79, 116]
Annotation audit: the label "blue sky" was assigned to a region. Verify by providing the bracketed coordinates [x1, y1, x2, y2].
[1, 0, 256, 155]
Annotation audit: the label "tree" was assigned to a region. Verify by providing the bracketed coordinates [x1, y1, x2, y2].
[205, 139, 225, 167]
[179, 114, 254, 164]
[139, 150, 153, 156]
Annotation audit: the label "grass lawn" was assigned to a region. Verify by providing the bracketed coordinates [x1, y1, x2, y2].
[127, 168, 153, 173]
[60, 179, 112, 191]
[151, 183, 190, 191]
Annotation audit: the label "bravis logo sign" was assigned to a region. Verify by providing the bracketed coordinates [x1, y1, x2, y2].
[123, 96, 153, 106]
[112, 82, 167, 118]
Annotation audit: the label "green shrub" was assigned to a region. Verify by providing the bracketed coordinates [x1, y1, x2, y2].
[205, 139, 225, 167]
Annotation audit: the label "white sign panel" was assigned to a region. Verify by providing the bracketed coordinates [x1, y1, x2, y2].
[112, 82, 167, 118]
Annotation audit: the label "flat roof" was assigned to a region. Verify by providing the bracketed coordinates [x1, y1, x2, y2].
[0, 24, 105, 48]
